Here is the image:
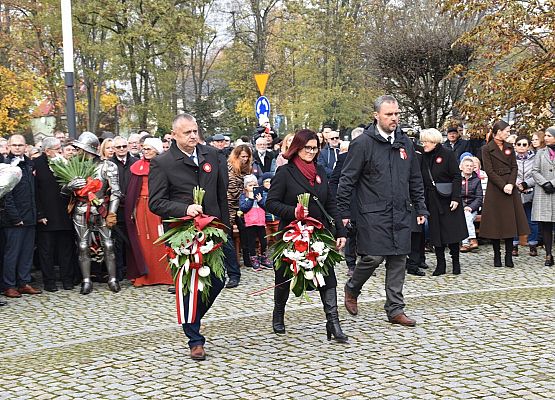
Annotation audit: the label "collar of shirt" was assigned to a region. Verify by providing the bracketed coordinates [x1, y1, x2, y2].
[258, 151, 266, 159]
[376, 125, 394, 143]
[183, 148, 198, 160]
[118, 156, 127, 164]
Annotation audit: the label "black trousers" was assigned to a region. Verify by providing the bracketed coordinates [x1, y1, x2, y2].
[113, 220, 127, 280]
[246, 225, 267, 256]
[407, 231, 426, 269]
[37, 230, 76, 286]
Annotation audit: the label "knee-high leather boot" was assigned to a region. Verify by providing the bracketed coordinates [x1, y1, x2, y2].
[319, 287, 348, 343]
[449, 244, 461, 275]
[272, 286, 289, 334]
[492, 239, 502, 267]
[433, 246, 447, 276]
[504, 238, 514, 267]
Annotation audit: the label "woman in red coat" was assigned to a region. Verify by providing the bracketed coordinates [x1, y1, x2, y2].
[125, 138, 173, 286]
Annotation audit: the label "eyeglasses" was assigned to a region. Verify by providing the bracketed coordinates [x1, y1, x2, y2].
[515, 142, 529, 147]
[142, 147, 155, 152]
[329, 137, 340, 140]
[114, 145, 127, 149]
[10, 144, 25, 147]
[303, 146, 319, 153]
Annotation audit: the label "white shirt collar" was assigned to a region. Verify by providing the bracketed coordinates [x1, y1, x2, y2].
[376, 125, 394, 143]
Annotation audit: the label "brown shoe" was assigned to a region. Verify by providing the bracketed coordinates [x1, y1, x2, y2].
[388, 313, 416, 327]
[190, 345, 206, 361]
[18, 285, 42, 295]
[460, 244, 471, 253]
[344, 284, 358, 316]
[3, 288, 22, 298]
[469, 239, 479, 249]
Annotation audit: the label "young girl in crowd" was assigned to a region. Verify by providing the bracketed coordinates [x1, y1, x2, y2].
[239, 174, 272, 271]
[259, 172, 279, 249]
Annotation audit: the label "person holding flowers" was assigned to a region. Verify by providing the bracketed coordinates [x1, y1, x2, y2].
[148, 113, 229, 361]
[266, 129, 348, 343]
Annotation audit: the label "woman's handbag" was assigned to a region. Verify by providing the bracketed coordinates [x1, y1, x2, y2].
[426, 165, 453, 198]
[435, 182, 453, 198]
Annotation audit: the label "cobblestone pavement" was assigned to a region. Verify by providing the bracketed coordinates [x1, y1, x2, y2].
[1, 245, 555, 399]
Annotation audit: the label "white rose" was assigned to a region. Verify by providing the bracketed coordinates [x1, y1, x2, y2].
[304, 270, 314, 280]
[200, 240, 214, 254]
[198, 266, 211, 277]
[197, 280, 204, 292]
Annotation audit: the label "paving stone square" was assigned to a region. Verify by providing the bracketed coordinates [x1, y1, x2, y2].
[1, 246, 555, 399]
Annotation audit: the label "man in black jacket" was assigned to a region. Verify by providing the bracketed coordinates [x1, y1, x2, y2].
[2, 134, 42, 298]
[149, 113, 229, 361]
[337, 95, 428, 327]
[35, 137, 76, 291]
[443, 126, 470, 161]
[111, 136, 138, 280]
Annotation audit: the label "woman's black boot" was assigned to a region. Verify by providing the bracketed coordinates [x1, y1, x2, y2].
[432, 246, 447, 276]
[504, 239, 514, 268]
[320, 287, 348, 343]
[492, 239, 502, 267]
[449, 244, 461, 275]
[545, 255, 554, 267]
[272, 286, 289, 334]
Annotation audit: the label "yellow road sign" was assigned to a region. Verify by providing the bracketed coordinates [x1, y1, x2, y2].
[254, 73, 270, 96]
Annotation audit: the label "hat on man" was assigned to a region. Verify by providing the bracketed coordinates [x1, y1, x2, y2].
[212, 133, 226, 141]
[447, 126, 459, 134]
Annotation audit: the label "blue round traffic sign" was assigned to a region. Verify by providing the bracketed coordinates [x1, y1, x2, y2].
[255, 96, 271, 120]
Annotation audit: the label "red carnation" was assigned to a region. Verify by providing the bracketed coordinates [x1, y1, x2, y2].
[294, 240, 309, 252]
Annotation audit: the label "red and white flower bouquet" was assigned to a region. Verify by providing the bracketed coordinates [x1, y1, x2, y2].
[272, 193, 343, 298]
[155, 187, 227, 323]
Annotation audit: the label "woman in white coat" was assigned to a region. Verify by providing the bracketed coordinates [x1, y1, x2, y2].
[531, 126, 555, 266]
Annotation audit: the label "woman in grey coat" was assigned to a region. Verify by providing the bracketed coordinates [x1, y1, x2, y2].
[513, 135, 538, 256]
[531, 126, 555, 266]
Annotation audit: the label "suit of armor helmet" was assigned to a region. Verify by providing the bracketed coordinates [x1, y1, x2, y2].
[65, 132, 122, 295]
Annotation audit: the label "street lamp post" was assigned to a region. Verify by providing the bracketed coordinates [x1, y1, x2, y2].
[61, 0, 77, 139]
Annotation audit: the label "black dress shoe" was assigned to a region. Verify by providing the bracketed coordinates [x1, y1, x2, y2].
[44, 284, 58, 293]
[167, 286, 176, 294]
[62, 282, 74, 290]
[407, 267, 425, 276]
[0, 299, 7, 306]
[225, 279, 239, 289]
[419, 263, 429, 269]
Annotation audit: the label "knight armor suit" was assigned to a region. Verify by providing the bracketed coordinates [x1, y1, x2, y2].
[63, 132, 122, 295]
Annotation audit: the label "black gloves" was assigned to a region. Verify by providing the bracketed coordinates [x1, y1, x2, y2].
[542, 182, 555, 194]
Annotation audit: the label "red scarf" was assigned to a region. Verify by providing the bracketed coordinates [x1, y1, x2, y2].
[130, 158, 150, 176]
[293, 156, 317, 186]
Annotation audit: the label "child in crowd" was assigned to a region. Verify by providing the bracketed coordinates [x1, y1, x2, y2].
[259, 173, 279, 249]
[239, 174, 272, 271]
[471, 156, 488, 196]
[460, 156, 483, 252]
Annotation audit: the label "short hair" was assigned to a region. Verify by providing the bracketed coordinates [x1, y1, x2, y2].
[374, 95, 398, 112]
[255, 136, 267, 145]
[113, 136, 127, 144]
[351, 127, 364, 140]
[515, 135, 530, 145]
[284, 129, 320, 160]
[8, 134, 25, 145]
[172, 113, 196, 130]
[127, 133, 140, 142]
[420, 128, 443, 144]
[492, 120, 510, 137]
[99, 138, 114, 158]
[42, 137, 60, 150]
[243, 174, 258, 187]
[546, 126, 555, 136]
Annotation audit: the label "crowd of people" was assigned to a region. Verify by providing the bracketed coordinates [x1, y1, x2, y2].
[1, 95, 554, 361]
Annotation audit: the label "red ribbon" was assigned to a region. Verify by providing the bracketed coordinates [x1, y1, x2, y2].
[75, 177, 102, 223]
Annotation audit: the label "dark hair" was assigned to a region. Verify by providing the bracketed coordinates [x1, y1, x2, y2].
[139, 134, 153, 144]
[492, 120, 510, 137]
[283, 129, 320, 160]
[515, 135, 530, 145]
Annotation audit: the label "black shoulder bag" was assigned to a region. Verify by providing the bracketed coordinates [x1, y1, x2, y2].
[312, 195, 337, 237]
[426, 164, 453, 198]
